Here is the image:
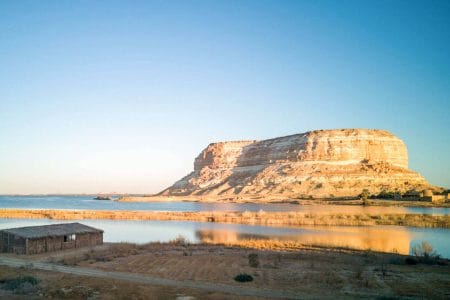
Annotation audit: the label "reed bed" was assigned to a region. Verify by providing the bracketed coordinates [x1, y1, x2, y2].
[0, 208, 449, 228]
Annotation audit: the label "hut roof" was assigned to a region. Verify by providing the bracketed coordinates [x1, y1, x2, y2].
[0, 223, 103, 239]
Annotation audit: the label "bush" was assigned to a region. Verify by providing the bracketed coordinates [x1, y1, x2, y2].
[411, 241, 442, 265]
[1, 276, 40, 291]
[411, 241, 438, 258]
[360, 189, 370, 205]
[404, 257, 418, 265]
[234, 273, 253, 282]
[388, 256, 405, 265]
[248, 253, 259, 268]
[169, 235, 190, 246]
[360, 189, 370, 201]
[377, 190, 402, 199]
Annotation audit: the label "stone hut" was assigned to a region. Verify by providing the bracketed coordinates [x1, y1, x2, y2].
[422, 189, 433, 197]
[420, 189, 448, 203]
[0, 223, 103, 255]
[430, 195, 447, 204]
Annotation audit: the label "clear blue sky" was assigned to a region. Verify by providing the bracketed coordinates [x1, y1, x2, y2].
[0, 0, 449, 194]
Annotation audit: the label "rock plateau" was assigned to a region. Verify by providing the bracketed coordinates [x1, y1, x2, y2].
[160, 129, 432, 199]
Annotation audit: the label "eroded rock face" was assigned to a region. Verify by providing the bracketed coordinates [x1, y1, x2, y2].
[161, 129, 431, 198]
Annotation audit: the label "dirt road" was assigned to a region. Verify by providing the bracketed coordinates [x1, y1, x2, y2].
[0, 256, 301, 299]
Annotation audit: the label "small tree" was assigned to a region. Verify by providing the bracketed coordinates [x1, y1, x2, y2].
[360, 189, 370, 205]
[393, 189, 402, 199]
[412, 241, 438, 258]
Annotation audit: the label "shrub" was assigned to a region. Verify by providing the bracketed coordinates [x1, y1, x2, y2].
[169, 235, 190, 246]
[377, 190, 402, 199]
[411, 241, 442, 265]
[1, 276, 40, 291]
[411, 241, 438, 258]
[388, 256, 404, 265]
[248, 253, 259, 268]
[360, 189, 370, 201]
[234, 273, 253, 282]
[404, 257, 418, 265]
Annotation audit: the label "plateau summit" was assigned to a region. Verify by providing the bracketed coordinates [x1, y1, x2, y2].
[161, 129, 432, 199]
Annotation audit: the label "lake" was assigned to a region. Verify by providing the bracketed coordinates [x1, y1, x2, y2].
[0, 195, 449, 215]
[0, 218, 449, 258]
[2, 196, 449, 258]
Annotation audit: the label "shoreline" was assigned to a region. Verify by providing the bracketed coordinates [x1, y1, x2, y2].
[118, 195, 450, 207]
[1, 208, 449, 228]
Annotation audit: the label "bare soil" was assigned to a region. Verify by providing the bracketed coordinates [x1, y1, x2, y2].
[2, 242, 446, 299]
[0, 264, 255, 300]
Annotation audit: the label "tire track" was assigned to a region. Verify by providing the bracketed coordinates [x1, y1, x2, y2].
[0, 256, 303, 299]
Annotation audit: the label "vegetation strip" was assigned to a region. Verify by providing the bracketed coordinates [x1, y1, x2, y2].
[1, 209, 449, 228]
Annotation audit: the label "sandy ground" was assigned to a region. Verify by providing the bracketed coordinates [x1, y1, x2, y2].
[1, 242, 449, 299]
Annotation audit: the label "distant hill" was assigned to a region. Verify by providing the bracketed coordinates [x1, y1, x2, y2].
[160, 129, 434, 199]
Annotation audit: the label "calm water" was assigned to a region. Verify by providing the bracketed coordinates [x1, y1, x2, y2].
[0, 195, 449, 215]
[2, 196, 448, 257]
[0, 218, 449, 258]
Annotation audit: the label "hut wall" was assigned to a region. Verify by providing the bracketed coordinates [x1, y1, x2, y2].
[0, 232, 8, 252]
[46, 236, 63, 252]
[431, 195, 446, 203]
[1, 230, 103, 255]
[423, 189, 433, 197]
[0, 232, 26, 254]
[27, 237, 48, 255]
[62, 238, 76, 250]
[26, 232, 103, 254]
[12, 236, 26, 254]
[75, 232, 103, 248]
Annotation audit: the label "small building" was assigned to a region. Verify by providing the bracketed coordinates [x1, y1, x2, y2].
[430, 195, 447, 204]
[420, 189, 449, 204]
[422, 189, 433, 197]
[0, 223, 103, 255]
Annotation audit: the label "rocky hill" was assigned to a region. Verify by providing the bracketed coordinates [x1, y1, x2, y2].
[160, 129, 432, 199]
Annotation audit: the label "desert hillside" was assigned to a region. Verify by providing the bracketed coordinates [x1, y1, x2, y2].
[160, 129, 432, 199]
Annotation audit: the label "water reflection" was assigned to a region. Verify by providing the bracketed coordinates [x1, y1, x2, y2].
[0, 218, 448, 258]
[195, 226, 412, 254]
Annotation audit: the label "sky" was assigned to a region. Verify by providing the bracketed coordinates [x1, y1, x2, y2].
[0, 0, 449, 194]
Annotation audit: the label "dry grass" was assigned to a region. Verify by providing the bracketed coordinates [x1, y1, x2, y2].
[39, 242, 450, 299]
[0, 264, 253, 300]
[1, 209, 449, 228]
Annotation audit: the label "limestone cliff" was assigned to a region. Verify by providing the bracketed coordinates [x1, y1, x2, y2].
[160, 129, 431, 199]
